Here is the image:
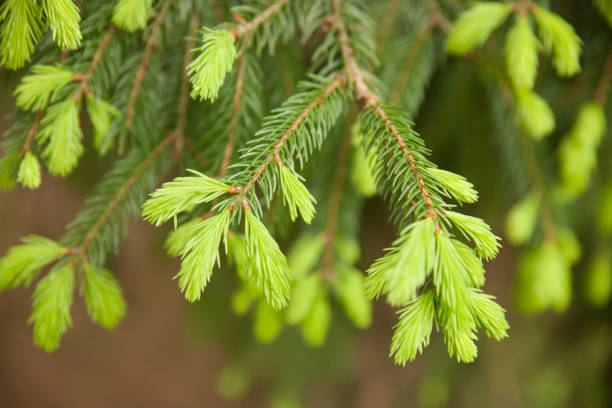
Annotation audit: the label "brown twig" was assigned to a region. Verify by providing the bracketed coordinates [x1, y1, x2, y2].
[72, 25, 116, 103]
[230, 74, 345, 210]
[331, 0, 438, 222]
[125, 1, 172, 132]
[70, 132, 176, 255]
[422, 0, 452, 34]
[20, 111, 44, 156]
[219, 52, 247, 178]
[175, 15, 200, 159]
[389, 21, 435, 105]
[229, 0, 290, 40]
[320, 118, 354, 281]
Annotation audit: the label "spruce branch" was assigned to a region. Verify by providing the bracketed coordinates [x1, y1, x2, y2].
[69, 133, 175, 257]
[230, 0, 291, 41]
[229, 74, 346, 212]
[176, 14, 200, 156]
[19, 111, 43, 157]
[320, 121, 353, 281]
[218, 52, 247, 178]
[72, 25, 116, 103]
[124, 0, 172, 132]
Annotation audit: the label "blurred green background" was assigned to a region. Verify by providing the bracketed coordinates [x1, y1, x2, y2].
[1, 11, 612, 408]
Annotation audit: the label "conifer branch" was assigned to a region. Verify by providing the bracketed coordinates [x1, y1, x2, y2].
[377, 0, 401, 47]
[594, 48, 612, 106]
[72, 25, 116, 103]
[331, 0, 437, 221]
[230, 0, 290, 40]
[231, 74, 345, 208]
[70, 133, 175, 255]
[175, 15, 199, 156]
[320, 122, 352, 281]
[219, 52, 246, 178]
[422, 0, 452, 34]
[125, 1, 171, 132]
[19, 111, 44, 157]
[389, 23, 435, 105]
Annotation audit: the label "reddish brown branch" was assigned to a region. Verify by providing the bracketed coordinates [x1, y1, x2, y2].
[331, 0, 437, 220]
[219, 53, 247, 178]
[320, 120, 353, 281]
[72, 25, 116, 103]
[231, 75, 345, 208]
[125, 1, 172, 131]
[72, 133, 176, 254]
[230, 0, 290, 40]
[20, 111, 44, 156]
[175, 15, 200, 158]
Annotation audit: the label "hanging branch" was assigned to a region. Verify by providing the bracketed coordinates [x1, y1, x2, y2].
[72, 25, 116, 103]
[125, 1, 172, 132]
[230, 0, 291, 40]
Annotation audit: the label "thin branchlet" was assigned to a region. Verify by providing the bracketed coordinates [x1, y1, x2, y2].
[176, 14, 200, 157]
[125, 0, 172, 131]
[230, 0, 290, 40]
[331, 0, 438, 223]
[219, 52, 247, 178]
[72, 25, 116, 103]
[230, 74, 346, 209]
[320, 121, 353, 281]
[68, 133, 176, 256]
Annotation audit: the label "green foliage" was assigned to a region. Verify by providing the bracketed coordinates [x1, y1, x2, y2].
[446, 2, 512, 55]
[287, 274, 321, 325]
[176, 210, 231, 302]
[37, 99, 84, 176]
[142, 170, 231, 226]
[17, 151, 41, 189]
[366, 219, 436, 306]
[558, 102, 606, 198]
[350, 143, 377, 197]
[278, 164, 317, 224]
[86, 96, 120, 153]
[0, 0, 42, 69]
[29, 263, 75, 352]
[505, 195, 539, 245]
[164, 218, 201, 257]
[14, 65, 76, 112]
[0, 0, 540, 366]
[244, 210, 292, 310]
[0, 235, 65, 290]
[594, 0, 612, 27]
[515, 88, 555, 139]
[505, 15, 539, 90]
[445, 211, 500, 260]
[471, 289, 509, 340]
[253, 301, 283, 343]
[42, 0, 82, 50]
[287, 234, 325, 280]
[300, 291, 331, 347]
[516, 241, 572, 313]
[532, 7, 582, 77]
[333, 267, 372, 328]
[390, 291, 435, 365]
[82, 264, 126, 329]
[188, 29, 238, 101]
[428, 168, 478, 205]
[584, 251, 612, 308]
[112, 0, 153, 32]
